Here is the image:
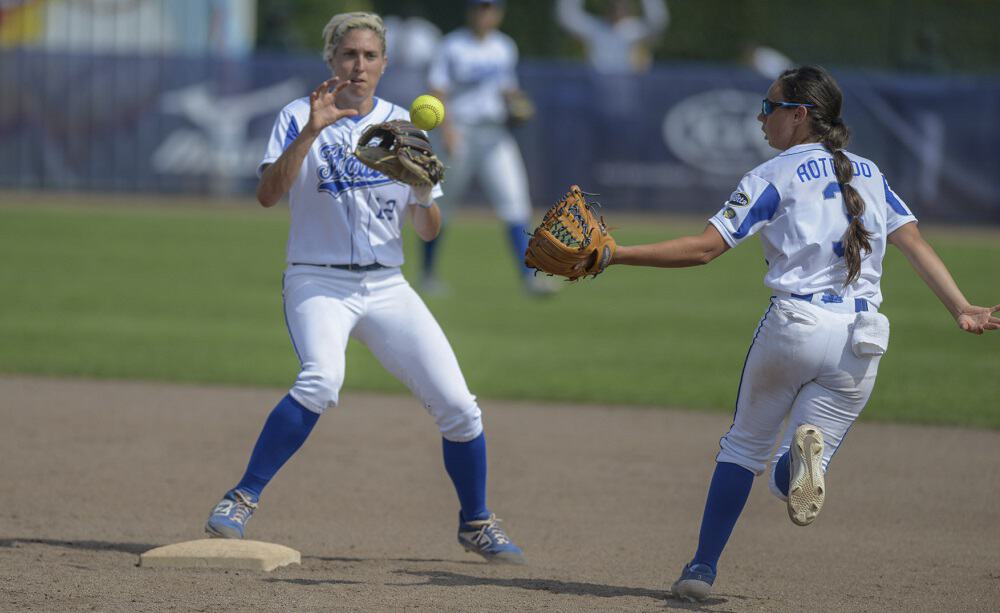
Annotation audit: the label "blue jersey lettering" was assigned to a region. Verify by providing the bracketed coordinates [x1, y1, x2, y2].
[796, 158, 873, 182]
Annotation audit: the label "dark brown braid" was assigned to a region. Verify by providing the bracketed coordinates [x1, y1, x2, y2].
[778, 66, 872, 285]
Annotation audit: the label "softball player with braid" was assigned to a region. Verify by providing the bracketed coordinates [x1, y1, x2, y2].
[203, 12, 524, 564]
[608, 66, 999, 601]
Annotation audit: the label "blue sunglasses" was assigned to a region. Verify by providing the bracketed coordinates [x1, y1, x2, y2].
[761, 99, 816, 116]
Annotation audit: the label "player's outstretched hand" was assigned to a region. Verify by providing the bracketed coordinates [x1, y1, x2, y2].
[308, 78, 359, 133]
[956, 303, 1000, 335]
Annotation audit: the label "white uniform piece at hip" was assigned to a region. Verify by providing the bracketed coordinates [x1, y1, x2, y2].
[432, 123, 532, 225]
[281, 265, 483, 443]
[715, 297, 883, 498]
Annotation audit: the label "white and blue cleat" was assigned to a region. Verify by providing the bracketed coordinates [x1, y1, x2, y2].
[671, 562, 717, 602]
[204, 488, 259, 539]
[457, 513, 525, 564]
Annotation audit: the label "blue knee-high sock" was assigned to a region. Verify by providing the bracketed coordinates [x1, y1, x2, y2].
[423, 231, 443, 278]
[774, 451, 790, 497]
[442, 433, 489, 521]
[235, 394, 319, 499]
[506, 223, 531, 276]
[691, 462, 755, 571]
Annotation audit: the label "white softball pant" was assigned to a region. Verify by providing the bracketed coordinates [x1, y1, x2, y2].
[281, 265, 483, 442]
[436, 123, 532, 225]
[715, 296, 886, 499]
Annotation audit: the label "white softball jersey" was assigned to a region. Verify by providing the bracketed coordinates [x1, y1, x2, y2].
[259, 96, 443, 267]
[427, 28, 519, 125]
[259, 97, 479, 441]
[708, 143, 917, 489]
[709, 143, 917, 309]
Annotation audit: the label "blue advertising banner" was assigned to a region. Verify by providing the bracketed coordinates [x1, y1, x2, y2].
[1, 50, 998, 222]
[515, 62, 1000, 223]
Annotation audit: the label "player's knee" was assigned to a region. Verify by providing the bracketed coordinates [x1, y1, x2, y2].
[290, 367, 344, 413]
[435, 401, 483, 442]
[716, 436, 768, 476]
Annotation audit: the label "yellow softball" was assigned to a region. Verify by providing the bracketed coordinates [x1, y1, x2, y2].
[409, 94, 445, 131]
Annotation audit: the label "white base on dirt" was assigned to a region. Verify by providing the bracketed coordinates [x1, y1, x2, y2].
[139, 539, 301, 572]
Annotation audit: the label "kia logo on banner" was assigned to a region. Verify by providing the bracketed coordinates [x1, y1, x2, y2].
[662, 89, 773, 175]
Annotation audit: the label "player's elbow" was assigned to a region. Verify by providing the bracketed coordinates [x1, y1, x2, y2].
[256, 184, 280, 208]
[687, 251, 715, 266]
[691, 227, 729, 265]
[255, 165, 284, 208]
[692, 244, 727, 266]
[692, 252, 714, 266]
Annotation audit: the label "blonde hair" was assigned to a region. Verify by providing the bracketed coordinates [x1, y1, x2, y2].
[322, 12, 386, 66]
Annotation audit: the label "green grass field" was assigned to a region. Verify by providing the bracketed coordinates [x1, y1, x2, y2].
[1, 201, 997, 427]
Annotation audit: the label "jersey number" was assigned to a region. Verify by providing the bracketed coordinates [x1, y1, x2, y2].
[824, 182, 847, 257]
[374, 198, 397, 221]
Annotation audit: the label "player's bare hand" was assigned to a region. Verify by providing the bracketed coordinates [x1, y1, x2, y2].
[956, 303, 1000, 335]
[307, 78, 358, 133]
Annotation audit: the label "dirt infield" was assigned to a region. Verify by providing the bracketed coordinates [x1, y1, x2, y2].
[1, 376, 998, 612]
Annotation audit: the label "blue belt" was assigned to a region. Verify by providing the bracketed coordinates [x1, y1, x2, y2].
[786, 292, 869, 313]
[292, 262, 387, 272]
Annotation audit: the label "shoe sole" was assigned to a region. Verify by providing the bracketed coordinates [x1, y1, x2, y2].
[461, 543, 526, 565]
[204, 521, 243, 539]
[788, 424, 825, 526]
[671, 578, 712, 602]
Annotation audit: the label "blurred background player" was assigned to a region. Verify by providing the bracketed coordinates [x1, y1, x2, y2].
[203, 11, 524, 564]
[555, 0, 669, 161]
[383, 4, 440, 71]
[605, 65, 1000, 601]
[378, 2, 441, 105]
[742, 42, 795, 80]
[421, 0, 554, 296]
[555, 0, 669, 75]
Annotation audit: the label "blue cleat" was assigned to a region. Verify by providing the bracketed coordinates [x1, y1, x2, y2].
[457, 513, 525, 564]
[671, 562, 717, 602]
[204, 488, 259, 539]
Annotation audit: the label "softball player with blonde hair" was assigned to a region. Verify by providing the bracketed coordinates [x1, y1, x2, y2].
[609, 65, 998, 600]
[203, 12, 524, 564]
